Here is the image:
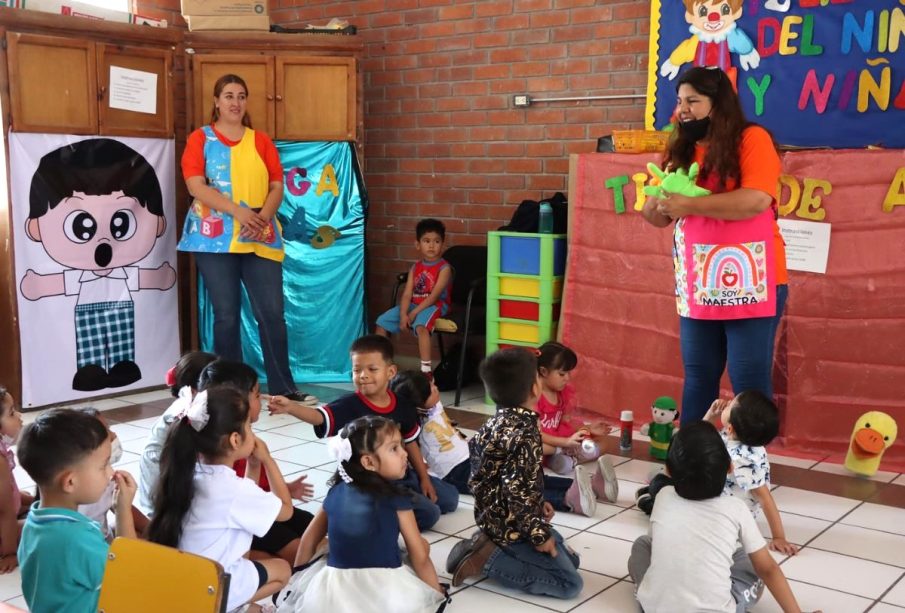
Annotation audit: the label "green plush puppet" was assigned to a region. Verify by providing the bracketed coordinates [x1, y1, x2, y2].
[640, 396, 679, 460]
[643, 162, 712, 199]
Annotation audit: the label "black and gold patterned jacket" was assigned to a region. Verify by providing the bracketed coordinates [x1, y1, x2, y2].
[468, 405, 550, 547]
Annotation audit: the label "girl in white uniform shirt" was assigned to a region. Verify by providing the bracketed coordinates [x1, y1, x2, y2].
[148, 384, 292, 612]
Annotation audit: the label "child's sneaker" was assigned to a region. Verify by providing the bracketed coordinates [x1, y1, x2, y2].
[564, 465, 597, 517]
[548, 449, 578, 475]
[635, 485, 654, 515]
[591, 456, 619, 503]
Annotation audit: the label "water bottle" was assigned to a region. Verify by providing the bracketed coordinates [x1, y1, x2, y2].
[538, 201, 553, 233]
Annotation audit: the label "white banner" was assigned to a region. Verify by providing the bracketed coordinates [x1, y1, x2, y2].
[10, 133, 179, 407]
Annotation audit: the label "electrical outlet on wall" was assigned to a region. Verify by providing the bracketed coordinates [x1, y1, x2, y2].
[513, 95, 531, 108]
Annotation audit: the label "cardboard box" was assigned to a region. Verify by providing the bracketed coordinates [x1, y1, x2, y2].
[185, 14, 269, 31]
[18, 0, 131, 21]
[181, 0, 266, 16]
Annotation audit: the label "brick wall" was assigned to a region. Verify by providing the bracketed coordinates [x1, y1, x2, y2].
[270, 1, 650, 358]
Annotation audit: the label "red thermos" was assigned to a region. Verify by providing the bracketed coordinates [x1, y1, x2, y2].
[619, 410, 634, 451]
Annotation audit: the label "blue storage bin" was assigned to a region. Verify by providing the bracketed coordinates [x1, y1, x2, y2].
[500, 236, 540, 275]
[552, 238, 566, 276]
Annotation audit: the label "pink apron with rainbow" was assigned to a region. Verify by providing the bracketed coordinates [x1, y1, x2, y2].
[679, 172, 777, 320]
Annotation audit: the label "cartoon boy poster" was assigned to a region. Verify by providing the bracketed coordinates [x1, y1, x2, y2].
[10, 135, 179, 407]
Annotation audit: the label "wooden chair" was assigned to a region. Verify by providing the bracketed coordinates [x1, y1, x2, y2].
[390, 245, 487, 406]
[97, 537, 230, 613]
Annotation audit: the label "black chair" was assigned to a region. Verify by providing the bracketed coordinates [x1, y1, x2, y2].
[390, 245, 487, 406]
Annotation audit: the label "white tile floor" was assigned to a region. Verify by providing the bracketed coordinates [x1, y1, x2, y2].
[3, 384, 905, 612]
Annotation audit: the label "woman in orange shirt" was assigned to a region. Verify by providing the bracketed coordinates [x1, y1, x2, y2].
[642, 66, 787, 424]
[178, 74, 316, 405]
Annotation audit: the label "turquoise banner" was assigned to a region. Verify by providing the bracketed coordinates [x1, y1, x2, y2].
[199, 141, 366, 384]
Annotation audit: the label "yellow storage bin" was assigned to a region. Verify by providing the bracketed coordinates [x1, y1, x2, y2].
[500, 277, 539, 298]
[498, 277, 564, 300]
[499, 321, 540, 343]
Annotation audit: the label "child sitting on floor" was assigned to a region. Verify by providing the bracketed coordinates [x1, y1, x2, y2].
[17, 409, 137, 612]
[148, 384, 292, 612]
[536, 342, 619, 503]
[0, 385, 34, 573]
[391, 370, 472, 495]
[198, 361, 314, 565]
[627, 422, 817, 613]
[704, 391, 799, 555]
[447, 348, 584, 598]
[268, 335, 458, 532]
[275, 416, 447, 612]
[375, 218, 452, 379]
[139, 350, 217, 512]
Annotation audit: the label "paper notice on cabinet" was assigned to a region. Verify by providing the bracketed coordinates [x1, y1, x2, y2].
[109, 66, 158, 115]
[778, 218, 831, 274]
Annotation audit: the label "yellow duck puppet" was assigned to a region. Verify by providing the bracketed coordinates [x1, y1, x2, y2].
[844, 411, 898, 477]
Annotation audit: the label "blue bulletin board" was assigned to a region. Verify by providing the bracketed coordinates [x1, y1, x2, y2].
[645, 0, 905, 148]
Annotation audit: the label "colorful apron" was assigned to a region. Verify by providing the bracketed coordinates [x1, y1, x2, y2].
[177, 126, 284, 263]
[675, 169, 777, 320]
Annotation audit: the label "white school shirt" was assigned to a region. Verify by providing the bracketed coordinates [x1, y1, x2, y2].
[419, 402, 470, 479]
[179, 463, 282, 612]
[637, 486, 767, 613]
[63, 267, 139, 305]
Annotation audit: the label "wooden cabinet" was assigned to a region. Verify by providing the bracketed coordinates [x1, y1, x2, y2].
[186, 32, 362, 143]
[7, 33, 97, 134]
[192, 54, 275, 136]
[6, 31, 174, 137]
[276, 56, 356, 141]
[97, 44, 173, 138]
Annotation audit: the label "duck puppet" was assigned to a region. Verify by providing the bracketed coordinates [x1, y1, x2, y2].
[844, 411, 898, 477]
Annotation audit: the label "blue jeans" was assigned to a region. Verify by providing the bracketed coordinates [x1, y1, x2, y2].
[397, 467, 459, 531]
[195, 252, 296, 395]
[484, 528, 582, 599]
[442, 460, 472, 495]
[541, 474, 575, 512]
[679, 284, 788, 424]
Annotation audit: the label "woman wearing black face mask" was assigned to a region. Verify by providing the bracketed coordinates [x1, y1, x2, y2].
[641, 66, 787, 425]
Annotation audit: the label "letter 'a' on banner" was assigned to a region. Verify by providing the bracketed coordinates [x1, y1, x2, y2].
[645, 0, 905, 148]
[9, 133, 180, 408]
[198, 141, 367, 384]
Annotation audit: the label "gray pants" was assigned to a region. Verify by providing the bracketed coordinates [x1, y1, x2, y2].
[627, 535, 764, 612]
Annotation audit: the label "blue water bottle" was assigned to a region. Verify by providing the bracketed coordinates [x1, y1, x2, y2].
[538, 201, 553, 233]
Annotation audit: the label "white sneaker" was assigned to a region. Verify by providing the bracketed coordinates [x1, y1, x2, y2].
[591, 456, 619, 503]
[564, 465, 597, 517]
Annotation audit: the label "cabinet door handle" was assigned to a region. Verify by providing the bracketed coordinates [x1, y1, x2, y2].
[266, 94, 274, 101]
[275, 94, 283, 102]
[98, 86, 106, 101]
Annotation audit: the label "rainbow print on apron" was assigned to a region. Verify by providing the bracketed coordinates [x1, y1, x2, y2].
[678, 171, 777, 320]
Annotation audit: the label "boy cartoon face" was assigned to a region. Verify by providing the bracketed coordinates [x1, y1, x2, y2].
[415, 231, 444, 262]
[26, 190, 166, 272]
[684, 0, 742, 35]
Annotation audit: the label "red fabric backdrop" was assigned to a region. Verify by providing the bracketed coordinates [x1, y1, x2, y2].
[562, 150, 905, 471]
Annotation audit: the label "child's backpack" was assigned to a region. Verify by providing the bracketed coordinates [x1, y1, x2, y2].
[499, 192, 568, 233]
[433, 342, 478, 392]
